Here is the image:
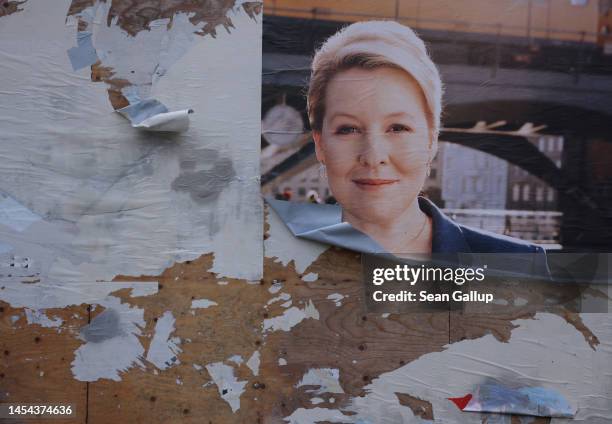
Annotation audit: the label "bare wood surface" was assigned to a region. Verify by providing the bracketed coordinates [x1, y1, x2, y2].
[0, 302, 89, 424]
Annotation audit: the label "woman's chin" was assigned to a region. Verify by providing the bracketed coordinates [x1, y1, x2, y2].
[342, 204, 410, 227]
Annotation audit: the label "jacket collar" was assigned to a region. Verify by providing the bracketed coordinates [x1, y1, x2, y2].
[266, 196, 471, 254]
[418, 197, 472, 253]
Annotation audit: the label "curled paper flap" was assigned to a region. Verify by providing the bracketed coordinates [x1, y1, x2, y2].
[134, 109, 193, 132]
[450, 383, 576, 418]
[265, 197, 385, 254]
[117, 99, 192, 132]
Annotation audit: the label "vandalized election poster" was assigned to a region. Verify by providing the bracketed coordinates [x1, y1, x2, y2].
[1, 0, 611, 422]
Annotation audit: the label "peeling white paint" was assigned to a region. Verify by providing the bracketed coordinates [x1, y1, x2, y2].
[263, 300, 319, 333]
[265, 205, 328, 274]
[191, 298, 218, 309]
[281, 300, 292, 308]
[514, 297, 529, 306]
[0, 281, 158, 310]
[146, 311, 182, 370]
[278, 358, 287, 366]
[268, 281, 283, 294]
[24, 308, 63, 328]
[193, 363, 203, 371]
[246, 350, 260, 376]
[283, 407, 353, 424]
[310, 397, 324, 405]
[301, 272, 318, 282]
[296, 368, 345, 395]
[0, 0, 263, 297]
[71, 296, 146, 382]
[326, 293, 345, 307]
[228, 355, 243, 365]
[266, 292, 291, 306]
[205, 362, 248, 413]
[339, 313, 612, 423]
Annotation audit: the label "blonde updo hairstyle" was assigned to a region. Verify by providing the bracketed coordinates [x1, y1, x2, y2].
[307, 20, 443, 153]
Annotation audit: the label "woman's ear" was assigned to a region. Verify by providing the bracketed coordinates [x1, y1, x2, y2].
[312, 130, 326, 164]
[429, 131, 439, 163]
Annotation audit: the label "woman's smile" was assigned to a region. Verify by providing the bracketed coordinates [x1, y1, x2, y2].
[352, 178, 400, 190]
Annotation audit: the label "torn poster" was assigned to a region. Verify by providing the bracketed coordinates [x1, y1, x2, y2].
[116, 99, 193, 132]
[65, 0, 218, 133]
[265, 197, 385, 254]
[448, 383, 576, 418]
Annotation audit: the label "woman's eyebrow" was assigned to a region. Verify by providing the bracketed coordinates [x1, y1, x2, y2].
[328, 112, 360, 122]
[385, 111, 415, 120]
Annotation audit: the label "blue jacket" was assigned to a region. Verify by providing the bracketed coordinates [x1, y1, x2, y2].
[418, 197, 550, 277]
[266, 196, 550, 277]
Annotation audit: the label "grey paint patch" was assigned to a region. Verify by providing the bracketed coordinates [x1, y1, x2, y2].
[80, 308, 123, 343]
[171, 150, 236, 203]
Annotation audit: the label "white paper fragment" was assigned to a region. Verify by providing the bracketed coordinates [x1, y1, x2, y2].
[71, 296, 146, 382]
[146, 311, 182, 370]
[284, 407, 353, 424]
[263, 300, 319, 333]
[246, 350, 260, 376]
[24, 309, 63, 328]
[191, 298, 218, 309]
[265, 205, 328, 274]
[301, 272, 318, 282]
[296, 368, 345, 395]
[268, 282, 283, 294]
[266, 292, 291, 306]
[228, 355, 243, 365]
[205, 362, 248, 413]
[326, 293, 345, 307]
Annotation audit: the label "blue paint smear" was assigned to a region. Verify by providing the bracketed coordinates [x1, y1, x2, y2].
[465, 383, 575, 418]
[67, 31, 99, 71]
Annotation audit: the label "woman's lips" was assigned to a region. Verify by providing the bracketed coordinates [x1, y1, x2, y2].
[352, 178, 399, 190]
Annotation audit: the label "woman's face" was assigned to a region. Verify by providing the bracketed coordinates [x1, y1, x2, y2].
[313, 66, 435, 225]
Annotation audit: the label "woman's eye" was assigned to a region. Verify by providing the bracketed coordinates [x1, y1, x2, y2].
[388, 124, 411, 133]
[335, 125, 360, 135]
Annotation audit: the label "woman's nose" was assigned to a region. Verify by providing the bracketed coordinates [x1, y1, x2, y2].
[357, 131, 389, 167]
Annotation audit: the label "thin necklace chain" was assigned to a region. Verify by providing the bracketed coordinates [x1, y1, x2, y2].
[390, 213, 430, 255]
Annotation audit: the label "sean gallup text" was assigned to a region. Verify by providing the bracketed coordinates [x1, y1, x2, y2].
[372, 290, 495, 304]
